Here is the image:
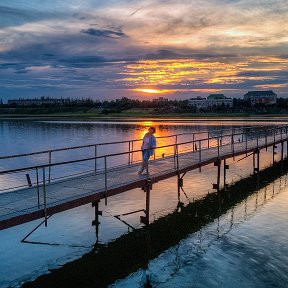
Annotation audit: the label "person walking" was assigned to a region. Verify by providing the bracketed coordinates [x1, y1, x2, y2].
[138, 127, 157, 175]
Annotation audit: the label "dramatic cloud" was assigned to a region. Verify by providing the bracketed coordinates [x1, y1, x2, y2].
[81, 28, 126, 38]
[0, 0, 287, 100]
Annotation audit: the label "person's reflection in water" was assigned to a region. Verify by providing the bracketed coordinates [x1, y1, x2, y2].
[138, 127, 157, 175]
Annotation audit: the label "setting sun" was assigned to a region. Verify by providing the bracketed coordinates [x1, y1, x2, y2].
[133, 88, 170, 94]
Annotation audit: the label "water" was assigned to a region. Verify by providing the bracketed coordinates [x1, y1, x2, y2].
[0, 118, 288, 287]
[111, 175, 288, 288]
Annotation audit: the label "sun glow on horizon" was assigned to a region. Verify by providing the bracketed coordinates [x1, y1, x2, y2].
[133, 88, 171, 94]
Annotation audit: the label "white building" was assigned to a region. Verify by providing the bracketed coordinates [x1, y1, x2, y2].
[8, 97, 70, 106]
[188, 95, 233, 109]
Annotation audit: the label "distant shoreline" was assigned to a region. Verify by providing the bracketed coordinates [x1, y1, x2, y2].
[1, 112, 288, 123]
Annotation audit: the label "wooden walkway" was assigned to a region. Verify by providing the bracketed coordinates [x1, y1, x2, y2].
[0, 128, 287, 230]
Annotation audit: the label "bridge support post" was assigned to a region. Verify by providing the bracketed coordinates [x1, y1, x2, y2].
[252, 149, 260, 186]
[253, 149, 260, 174]
[257, 149, 260, 174]
[273, 145, 277, 164]
[140, 179, 152, 225]
[92, 200, 102, 243]
[177, 173, 185, 199]
[223, 159, 229, 190]
[213, 158, 221, 191]
[217, 159, 221, 191]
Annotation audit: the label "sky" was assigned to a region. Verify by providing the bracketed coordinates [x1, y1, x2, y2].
[0, 0, 287, 101]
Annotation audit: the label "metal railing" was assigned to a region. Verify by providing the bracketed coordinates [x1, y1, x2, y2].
[0, 125, 286, 181]
[0, 125, 272, 182]
[0, 125, 288, 224]
[0, 125, 286, 177]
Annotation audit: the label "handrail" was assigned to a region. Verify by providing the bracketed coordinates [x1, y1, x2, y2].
[0, 125, 260, 160]
[0, 124, 287, 218]
[0, 126, 286, 176]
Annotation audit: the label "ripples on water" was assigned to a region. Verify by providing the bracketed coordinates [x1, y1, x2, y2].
[111, 175, 288, 288]
[0, 119, 288, 287]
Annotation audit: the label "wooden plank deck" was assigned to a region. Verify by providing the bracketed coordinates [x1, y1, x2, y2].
[0, 133, 287, 230]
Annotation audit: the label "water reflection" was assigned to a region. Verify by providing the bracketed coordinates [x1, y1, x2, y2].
[22, 159, 288, 288]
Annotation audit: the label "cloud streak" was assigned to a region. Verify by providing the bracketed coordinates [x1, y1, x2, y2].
[81, 28, 126, 38]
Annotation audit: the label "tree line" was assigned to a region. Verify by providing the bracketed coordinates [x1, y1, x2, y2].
[1, 97, 288, 114]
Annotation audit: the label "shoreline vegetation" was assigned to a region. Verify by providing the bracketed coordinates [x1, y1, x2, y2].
[1, 96, 288, 120]
[1, 107, 288, 121]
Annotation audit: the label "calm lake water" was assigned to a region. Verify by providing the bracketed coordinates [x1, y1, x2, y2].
[0, 118, 288, 287]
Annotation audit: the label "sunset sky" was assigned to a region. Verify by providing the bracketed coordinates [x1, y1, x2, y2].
[0, 0, 287, 100]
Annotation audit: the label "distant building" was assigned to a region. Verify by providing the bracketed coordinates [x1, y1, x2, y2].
[152, 97, 169, 103]
[188, 95, 233, 109]
[244, 90, 277, 105]
[7, 97, 70, 106]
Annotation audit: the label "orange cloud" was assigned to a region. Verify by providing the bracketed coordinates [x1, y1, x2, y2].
[120, 56, 287, 95]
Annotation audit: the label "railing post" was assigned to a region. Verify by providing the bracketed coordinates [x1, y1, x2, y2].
[176, 143, 179, 172]
[199, 140, 202, 172]
[36, 167, 40, 209]
[131, 140, 135, 162]
[207, 131, 210, 148]
[94, 145, 97, 173]
[217, 136, 220, 158]
[174, 135, 178, 167]
[256, 132, 259, 149]
[173, 135, 177, 165]
[128, 141, 131, 165]
[48, 151, 52, 183]
[104, 156, 108, 205]
[217, 158, 221, 192]
[42, 167, 47, 227]
[245, 132, 248, 156]
[192, 133, 195, 151]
